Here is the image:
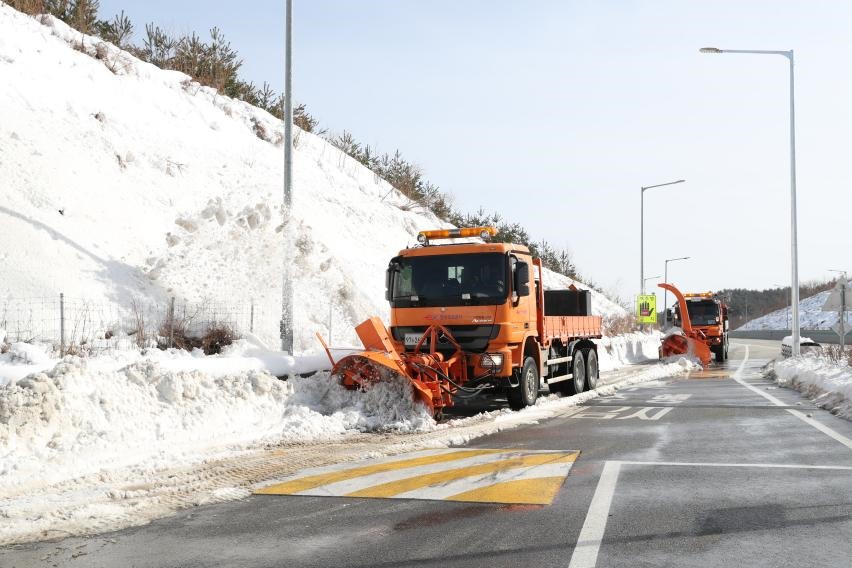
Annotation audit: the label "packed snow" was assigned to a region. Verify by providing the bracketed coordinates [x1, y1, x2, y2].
[770, 355, 852, 420]
[739, 290, 851, 331]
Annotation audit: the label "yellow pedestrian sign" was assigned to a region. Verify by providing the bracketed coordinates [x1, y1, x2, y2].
[636, 294, 657, 324]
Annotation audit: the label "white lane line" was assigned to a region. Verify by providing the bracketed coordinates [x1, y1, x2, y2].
[567, 461, 621, 568]
[731, 344, 852, 451]
[618, 460, 852, 470]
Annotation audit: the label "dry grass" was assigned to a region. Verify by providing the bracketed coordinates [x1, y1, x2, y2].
[6, 0, 45, 16]
[820, 344, 852, 365]
[603, 313, 643, 336]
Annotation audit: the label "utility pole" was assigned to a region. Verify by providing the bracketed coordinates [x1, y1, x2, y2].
[280, 0, 294, 353]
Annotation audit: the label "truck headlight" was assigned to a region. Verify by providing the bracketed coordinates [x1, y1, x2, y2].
[480, 353, 504, 367]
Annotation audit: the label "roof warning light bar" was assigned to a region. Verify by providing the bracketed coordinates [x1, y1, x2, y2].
[417, 226, 497, 245]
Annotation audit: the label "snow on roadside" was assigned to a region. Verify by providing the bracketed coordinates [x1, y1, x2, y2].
[0, 353, 694, 546]
[596, 330, 662, 371]
[769, 356, 852, 420]
[0, 356, 433, 495]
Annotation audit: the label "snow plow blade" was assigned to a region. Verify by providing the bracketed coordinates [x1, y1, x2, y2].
[658, 282, 712, 368]
[329, 317, 440, 416]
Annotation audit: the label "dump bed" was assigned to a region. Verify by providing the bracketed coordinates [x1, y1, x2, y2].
[542, 289, 602, 341]
[543, 315, 602, 342]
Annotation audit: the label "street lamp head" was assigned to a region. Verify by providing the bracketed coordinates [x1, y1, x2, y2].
[700, 47, 723, 54]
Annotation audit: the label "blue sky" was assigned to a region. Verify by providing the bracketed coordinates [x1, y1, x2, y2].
[101, 1, 852, 303]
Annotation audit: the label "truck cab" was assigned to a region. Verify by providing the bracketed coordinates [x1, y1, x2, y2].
[670, 292, 729, 361]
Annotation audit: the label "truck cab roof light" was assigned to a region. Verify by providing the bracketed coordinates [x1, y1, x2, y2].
[417, 226, 497, 245]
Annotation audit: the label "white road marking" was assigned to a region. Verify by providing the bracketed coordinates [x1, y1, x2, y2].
[393, 462, 571, 501]
[618, 460, 852, 470]
[567, 461, 621, 568]
[568, 458, 851, 567]
[732, 344, 852, 451]
[300, 450, 531, 496]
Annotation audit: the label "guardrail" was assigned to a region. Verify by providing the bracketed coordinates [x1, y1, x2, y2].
[730, 329, 848, 345]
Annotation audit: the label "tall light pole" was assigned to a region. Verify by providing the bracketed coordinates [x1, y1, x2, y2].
[663, 256, 690, 318]
[700, 46, 800, 355]
[641, 180, 685, 295]
[280, 0, 294, 353]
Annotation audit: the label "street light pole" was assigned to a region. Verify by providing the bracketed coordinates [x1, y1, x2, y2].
[280, 0, 294, 353]
[641, 180, 685, 296]
[663, 256, 690, 319]
[700, 46, 800, 355]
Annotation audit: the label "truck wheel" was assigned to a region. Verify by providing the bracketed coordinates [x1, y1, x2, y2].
[569, 350, 586, 394]
[715, 346, 724, 363]
[584, 349, 598, 391]
[508, 357, 539, 410]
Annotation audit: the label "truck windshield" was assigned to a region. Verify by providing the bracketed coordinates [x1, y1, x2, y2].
[686, 300, 720, 326]
[390, 253, 508, 307]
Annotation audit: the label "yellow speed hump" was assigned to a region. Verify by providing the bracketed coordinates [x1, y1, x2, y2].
[636, 294, 657, 324]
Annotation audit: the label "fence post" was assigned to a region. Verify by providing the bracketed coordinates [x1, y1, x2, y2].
[250, 300, 255, 334]
[169, 296, 175, 348]
[59, 293, 65, 356]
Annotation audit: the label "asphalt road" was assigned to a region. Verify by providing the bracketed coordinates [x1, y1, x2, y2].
[3, 338, 851, 568]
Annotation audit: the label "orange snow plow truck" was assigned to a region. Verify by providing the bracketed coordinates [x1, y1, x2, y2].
[668, 291, 730, 362]
[321, 227, 602, 419]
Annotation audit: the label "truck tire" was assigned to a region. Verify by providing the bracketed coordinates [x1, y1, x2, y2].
[569, 350, 586, 394]
[584, 349, 598, 391]
[715, 345, 724, 363]
[508, 356, 539, 410]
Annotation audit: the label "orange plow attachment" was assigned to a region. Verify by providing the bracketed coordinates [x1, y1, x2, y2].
[324, 317, 456, 418]
[657, 283, 712, 368]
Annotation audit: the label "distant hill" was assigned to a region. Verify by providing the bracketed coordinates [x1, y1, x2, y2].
[720, 281, 836, 330]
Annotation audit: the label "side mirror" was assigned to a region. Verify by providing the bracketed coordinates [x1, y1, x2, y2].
[516, 262, 531, 297]
[385, 259, 401, 301]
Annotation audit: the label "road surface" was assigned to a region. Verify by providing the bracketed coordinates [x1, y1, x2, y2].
[2, 338, 851, 567]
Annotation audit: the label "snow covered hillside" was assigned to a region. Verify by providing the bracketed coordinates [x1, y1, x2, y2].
[738, 290, 847, 331]
[0, 5, 622, 353]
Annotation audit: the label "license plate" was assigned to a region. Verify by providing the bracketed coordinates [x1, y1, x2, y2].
[404, 333, 424, 346]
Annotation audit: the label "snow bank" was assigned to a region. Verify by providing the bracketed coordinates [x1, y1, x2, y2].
[596, 331, 661, 371]
[0, 356, 434, 495]
[770, 357, 852, 420]
[739, 290, 846, 331]
[0, 331, 662, 495]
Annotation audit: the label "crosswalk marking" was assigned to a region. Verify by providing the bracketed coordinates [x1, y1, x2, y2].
[347, 453, 577, 498]
[254, 448, 505, 495]
[255, 449, 579, 505]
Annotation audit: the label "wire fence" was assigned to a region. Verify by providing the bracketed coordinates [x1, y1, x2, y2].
[0, 294, 260, 355]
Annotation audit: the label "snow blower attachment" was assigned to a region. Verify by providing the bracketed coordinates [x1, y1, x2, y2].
[658, 282, 712, 368]
[327, 317, 483, 419]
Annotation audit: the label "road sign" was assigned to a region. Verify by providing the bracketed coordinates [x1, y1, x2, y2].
[636, 294, 657, 324]
[831, 320, 850, 337]
[821, 281, 852, 312]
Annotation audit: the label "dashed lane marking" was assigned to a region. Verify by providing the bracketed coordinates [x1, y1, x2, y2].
[255, 448, 579, 505]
